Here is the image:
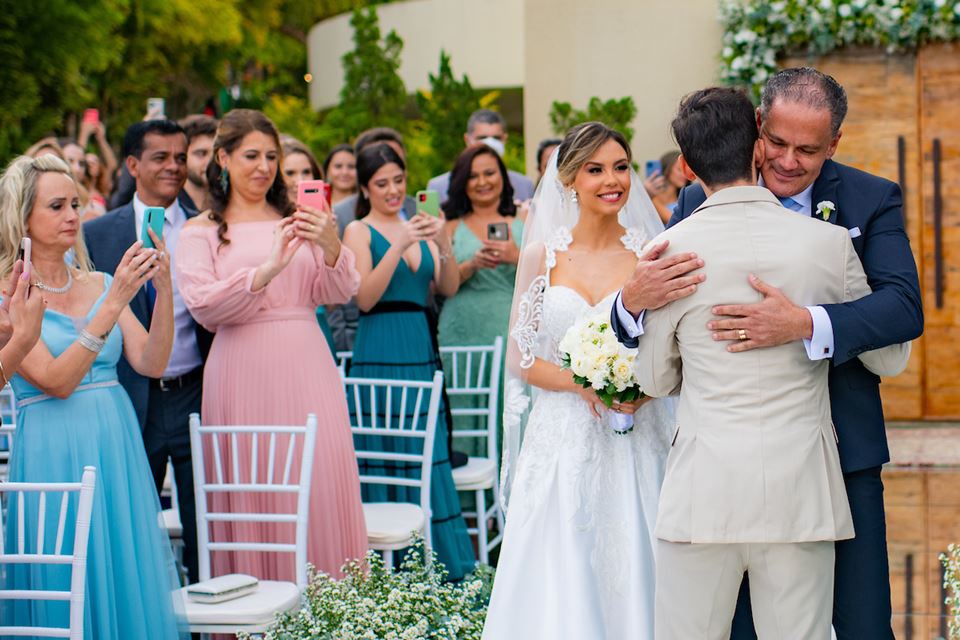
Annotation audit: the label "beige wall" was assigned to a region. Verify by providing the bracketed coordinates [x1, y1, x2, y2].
[308, 0, 723, 177]
[523, 0, 723, 174]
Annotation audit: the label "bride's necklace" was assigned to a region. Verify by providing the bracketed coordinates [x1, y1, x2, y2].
[35, 269, 74, 294]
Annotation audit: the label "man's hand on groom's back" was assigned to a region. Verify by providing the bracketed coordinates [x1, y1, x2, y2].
[621, 240, 705, 316]
[708, 274, 814, 352]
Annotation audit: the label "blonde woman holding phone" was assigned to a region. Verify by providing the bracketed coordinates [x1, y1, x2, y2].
[0, 154, 183, 638]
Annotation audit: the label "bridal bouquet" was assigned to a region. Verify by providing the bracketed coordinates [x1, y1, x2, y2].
[558, 313, 644, 434]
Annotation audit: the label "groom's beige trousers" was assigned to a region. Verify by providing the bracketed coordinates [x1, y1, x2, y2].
[655, 540, 835, 640]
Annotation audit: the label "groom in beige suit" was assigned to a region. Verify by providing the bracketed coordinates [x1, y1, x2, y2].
[634, 88, 909, 639]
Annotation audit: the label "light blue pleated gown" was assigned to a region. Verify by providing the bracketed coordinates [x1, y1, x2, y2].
[1, 275, 184, 639]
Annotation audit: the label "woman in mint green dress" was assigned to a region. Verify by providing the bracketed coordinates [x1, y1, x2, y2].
[439, 144, 523, 458]
[342, 143, 476, 580]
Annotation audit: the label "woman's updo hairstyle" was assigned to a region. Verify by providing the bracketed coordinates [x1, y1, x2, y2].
[556, 122, 632, 187]
[207, 109, 294, 248]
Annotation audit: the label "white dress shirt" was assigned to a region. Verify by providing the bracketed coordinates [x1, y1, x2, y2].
[132, 194, 203, 377]
[615, 180, 836, 361]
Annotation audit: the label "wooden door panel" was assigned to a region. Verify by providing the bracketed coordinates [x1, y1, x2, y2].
[786, 51, 924, 419]
[920, 43, 960, 418]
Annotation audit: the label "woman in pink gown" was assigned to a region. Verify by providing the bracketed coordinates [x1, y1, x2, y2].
[174, 109, 367, 581]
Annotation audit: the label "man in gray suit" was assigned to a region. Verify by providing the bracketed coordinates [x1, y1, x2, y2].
[633, 88, 908, 639]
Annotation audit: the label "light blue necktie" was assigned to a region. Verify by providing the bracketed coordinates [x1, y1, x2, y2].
[779, 196, 805, 213]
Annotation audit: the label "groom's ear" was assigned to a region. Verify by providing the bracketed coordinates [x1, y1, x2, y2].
[678, 154, 698, 183]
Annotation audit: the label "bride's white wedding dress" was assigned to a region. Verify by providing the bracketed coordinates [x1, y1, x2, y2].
[482, 228, 674, 640]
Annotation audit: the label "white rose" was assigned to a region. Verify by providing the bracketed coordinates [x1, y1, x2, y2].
[734, 29, 757, 44]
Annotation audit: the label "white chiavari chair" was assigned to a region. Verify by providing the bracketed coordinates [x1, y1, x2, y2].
[0, 466, 97, 640]
[175, 414, 317, 635]
[344, 372, 443, 566]
[440, 337, 505, 563]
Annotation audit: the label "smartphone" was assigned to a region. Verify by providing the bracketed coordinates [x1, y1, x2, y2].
[487, 222, 509, 241]
[146, 97, 166, 119]
[141, 207, 165, 249]
[297, 180, 331, 210]
[17, 237, 31, 281]
[83, 109, 100, 125]
[645, 160, 663, 178]
[415, 190, 440, 218]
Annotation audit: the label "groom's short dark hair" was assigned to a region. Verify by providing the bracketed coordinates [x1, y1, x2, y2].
[671, 87, 757, 188]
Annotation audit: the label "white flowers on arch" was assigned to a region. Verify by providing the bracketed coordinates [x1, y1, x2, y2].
[720, 0, 960, 99]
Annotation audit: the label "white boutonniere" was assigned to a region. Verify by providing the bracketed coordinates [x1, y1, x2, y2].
[815, 200, 836, 220]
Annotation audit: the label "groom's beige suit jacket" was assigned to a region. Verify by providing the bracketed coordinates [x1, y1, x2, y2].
[635, 185, 907, 545]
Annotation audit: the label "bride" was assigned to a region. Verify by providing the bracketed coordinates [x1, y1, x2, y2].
[483, 122, 675, 639]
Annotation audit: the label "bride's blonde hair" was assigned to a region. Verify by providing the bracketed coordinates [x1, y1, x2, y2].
[0, 155, 94, 281]
[556, 122, 632, 187]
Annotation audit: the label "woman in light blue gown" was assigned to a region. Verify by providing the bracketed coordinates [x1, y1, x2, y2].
[0, 154, 184, 639]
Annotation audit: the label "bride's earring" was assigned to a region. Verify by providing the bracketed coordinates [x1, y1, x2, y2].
[570, 189, 578, 204]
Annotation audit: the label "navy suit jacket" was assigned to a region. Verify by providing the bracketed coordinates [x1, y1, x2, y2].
[83, 203, 213, 429]
[615, 159, 923, 473]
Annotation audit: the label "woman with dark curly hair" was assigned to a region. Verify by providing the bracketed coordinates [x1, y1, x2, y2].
[174, 109, 367, 581]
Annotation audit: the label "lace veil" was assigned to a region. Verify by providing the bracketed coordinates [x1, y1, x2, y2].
[499, 149, 668, 510]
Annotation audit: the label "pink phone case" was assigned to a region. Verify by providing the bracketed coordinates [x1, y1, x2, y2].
[297, 180, 330, 210]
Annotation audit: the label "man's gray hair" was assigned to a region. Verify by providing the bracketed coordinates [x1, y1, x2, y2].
[466, 109, 506, 135]
[760, 67, 848, 137]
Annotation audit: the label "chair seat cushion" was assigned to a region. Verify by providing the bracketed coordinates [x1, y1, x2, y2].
[362, 503, 426, 545]
[160, 508, 182, 538]
[177, 580, 300, 625]
[452, 456, 496, 489]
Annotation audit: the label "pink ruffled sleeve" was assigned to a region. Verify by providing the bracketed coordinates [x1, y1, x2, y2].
[174, 227, 267, 331]
[309, 244, 361, 307]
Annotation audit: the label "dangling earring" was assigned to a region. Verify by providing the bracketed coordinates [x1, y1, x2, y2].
[570, 189, 578, 204]
[219, 169, 230, 193]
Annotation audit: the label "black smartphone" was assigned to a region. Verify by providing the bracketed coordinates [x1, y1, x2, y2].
[487, 222, 509, 241]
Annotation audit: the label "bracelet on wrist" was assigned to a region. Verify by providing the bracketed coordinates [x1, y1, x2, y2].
[78, 329, 107, 354]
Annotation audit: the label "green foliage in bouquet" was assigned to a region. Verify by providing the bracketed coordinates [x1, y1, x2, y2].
[240, 535, 494, 640]
[561, 350, 644, 408]
[942, 543, 960, 638]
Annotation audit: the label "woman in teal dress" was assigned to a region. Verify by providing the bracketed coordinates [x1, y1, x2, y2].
[439, 144, 523, 458]
[342, 143, 476, 580]
[0, 155, 183, 638]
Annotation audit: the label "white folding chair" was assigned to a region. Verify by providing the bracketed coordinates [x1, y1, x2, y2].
[175, 413, 317, 635]
[440, 337, 505, 563]
[0, 465, 97, 640]
[345, 371, 443, 566]
[335, 351, 352, 373]
[0, 385, 18, 482]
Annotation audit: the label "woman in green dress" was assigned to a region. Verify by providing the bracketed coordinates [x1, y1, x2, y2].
[439, 144, 523, 458]
[342, 143, 476, 580]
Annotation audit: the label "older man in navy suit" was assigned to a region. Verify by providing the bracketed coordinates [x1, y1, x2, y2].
[611, 68, 923, 639]
[84, 120, 212, 586]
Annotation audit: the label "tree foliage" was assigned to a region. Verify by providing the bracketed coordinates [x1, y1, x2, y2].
[415, 51, 481, 177]
[549, 97, 638, 143]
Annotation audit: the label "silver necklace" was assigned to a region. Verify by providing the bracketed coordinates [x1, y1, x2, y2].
[35, 270, 74, 294]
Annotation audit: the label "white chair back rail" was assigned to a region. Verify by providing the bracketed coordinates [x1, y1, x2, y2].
[439, 337, 503, 456]
[1, 385, 17, 483]
[189, 414, 317, 589]
[0, 466, 97, 640]
[344, 372, 443, 550]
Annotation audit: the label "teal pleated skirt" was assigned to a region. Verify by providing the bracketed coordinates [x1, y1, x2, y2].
[350, 309, 476, 580]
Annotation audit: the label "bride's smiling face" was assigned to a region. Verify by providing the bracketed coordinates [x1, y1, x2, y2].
[571, 139, 631, 217]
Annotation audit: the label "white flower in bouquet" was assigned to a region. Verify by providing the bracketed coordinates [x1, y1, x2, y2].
[558, 313, 645, 433]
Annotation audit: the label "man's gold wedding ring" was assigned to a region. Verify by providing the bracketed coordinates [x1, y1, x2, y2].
[738, 329, 748, 341]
